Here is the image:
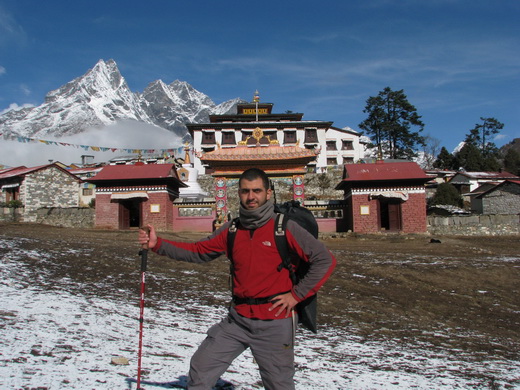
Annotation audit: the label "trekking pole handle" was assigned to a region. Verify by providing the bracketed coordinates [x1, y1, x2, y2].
[139, 226, 150, 272]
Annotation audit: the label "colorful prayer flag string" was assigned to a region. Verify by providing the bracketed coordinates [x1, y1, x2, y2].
[0, 132, 183, 155]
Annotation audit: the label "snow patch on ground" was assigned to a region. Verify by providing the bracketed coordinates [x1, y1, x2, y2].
[1, 237, 519, 389]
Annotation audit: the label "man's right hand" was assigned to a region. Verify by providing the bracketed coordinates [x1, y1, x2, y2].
[139, 224, 157, 249]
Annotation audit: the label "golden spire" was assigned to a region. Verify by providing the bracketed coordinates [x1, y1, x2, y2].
[183, 142, 191, 165]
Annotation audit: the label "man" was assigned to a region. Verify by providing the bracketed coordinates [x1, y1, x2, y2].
[138, 168, 336, 389]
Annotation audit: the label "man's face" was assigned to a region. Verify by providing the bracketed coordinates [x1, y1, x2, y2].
[238, 178, 272, 210]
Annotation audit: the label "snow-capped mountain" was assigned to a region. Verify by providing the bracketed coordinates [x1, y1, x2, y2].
[0, 59, 242, 141]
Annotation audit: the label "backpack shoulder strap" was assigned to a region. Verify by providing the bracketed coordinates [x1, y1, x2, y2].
[227, 217, 240, 262]
[227, 217, 241, 297]
[274, 213, 298, 285]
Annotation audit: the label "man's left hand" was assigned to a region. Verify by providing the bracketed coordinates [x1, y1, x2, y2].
[269, 292, 298, 318]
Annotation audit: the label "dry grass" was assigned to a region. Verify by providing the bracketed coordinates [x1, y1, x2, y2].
[1, 223, 519, 361]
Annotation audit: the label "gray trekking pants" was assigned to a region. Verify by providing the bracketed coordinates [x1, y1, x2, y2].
[188, 307, 296, 390]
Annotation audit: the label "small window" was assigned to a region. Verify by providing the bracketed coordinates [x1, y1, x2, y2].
[327, 157, 337, 166]
[284, 131, 297, 144]
[326, 141, 337, 151]
[304, 129, 318, 143]
[202, 132, 216, 145]
[82, 188, 93, 196]
[221, 131, 236, 145]
[342, 140, 354, 150]
[5, 188, 20, 202]
[264, 131, 277, 141]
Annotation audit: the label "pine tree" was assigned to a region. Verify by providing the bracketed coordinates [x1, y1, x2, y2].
[433, 147, 455, 170]
[431, 183, 463, 207]
[359, 87, 425, 160]
[454, 143, 483, 171]
[465, 117, 504, 156]
[503, 149, 520, 175]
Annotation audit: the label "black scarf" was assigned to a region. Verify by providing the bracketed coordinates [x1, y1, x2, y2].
[239, 200, 275, 230]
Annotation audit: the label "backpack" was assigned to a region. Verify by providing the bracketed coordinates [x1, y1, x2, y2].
[227, 200, 319, 333]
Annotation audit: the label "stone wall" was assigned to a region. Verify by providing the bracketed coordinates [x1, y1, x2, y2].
[4, 207, 96, 228]
[427, 214, 520, 236]
[3, 206, 519, 236]
[480, 182, 520, 215]
[196, 170, 344, 215]
[303, 170, 344, 201]
[22, 167, 80, 223]
[35, 207, 94, 228]
[0, 208, 23, 222]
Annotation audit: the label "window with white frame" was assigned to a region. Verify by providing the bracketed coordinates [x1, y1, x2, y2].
[342, 140, 354, 150]
[201, 131, 216, 145]
[326, 140, 337, 151]
[304, 128, 318, 143]
[284, 131, 297, 144]
[221, 131, 236, 145]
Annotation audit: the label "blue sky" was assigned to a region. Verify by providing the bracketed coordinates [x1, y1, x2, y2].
[1, 0, 519, 165]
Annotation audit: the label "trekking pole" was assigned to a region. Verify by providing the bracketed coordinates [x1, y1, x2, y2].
[137, 226, 149, 390]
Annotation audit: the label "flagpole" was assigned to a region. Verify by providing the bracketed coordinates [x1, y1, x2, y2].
[254, 90, 259, 121]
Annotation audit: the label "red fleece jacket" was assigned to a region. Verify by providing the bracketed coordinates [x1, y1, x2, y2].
[152, 217, 336, 320]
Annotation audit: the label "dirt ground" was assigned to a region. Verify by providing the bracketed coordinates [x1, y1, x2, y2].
[1, 222, 519, 363]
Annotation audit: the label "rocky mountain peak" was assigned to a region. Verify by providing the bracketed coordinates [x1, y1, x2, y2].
[0, 59, 241, 140]
[44, 59, 128, 104]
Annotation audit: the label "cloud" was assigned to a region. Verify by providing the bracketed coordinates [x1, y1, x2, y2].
[66, 120, 182, 150]
[20, 84, 31, 96]
[0, 120, 184, 168]
[0, 103, 34, 115]
[0, 4, 27, 46]
[0, 65, 5, 75]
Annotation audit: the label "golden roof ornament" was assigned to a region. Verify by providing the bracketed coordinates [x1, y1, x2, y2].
[252, 127, 264, 142]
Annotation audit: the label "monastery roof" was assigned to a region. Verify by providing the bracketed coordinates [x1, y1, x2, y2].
[187, 120, 333, 130]
[336, 161, 430, 190]
[199, 145, 318, 162]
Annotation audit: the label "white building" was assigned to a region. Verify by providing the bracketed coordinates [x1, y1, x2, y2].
[323, 126, 366, 170]
[186, 98, 365, 174]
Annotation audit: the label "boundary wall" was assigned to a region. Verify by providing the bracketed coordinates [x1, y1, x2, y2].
[2, 208, 519, 236]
